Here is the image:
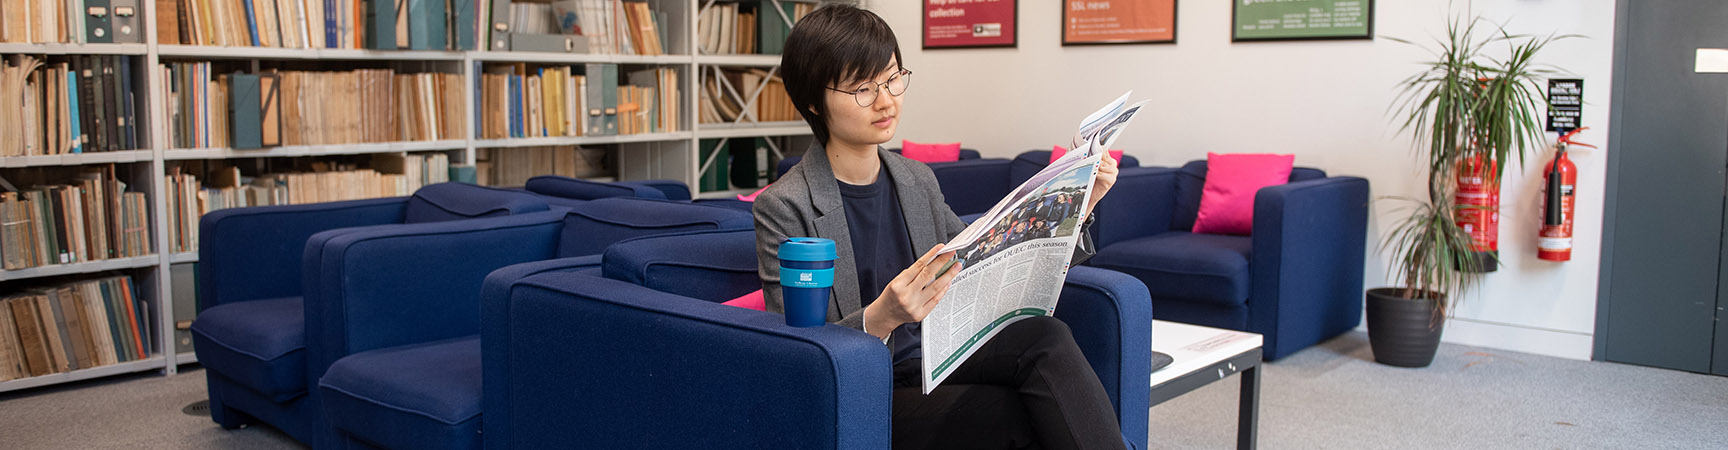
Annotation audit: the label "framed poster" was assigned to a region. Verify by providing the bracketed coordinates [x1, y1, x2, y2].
[1232, 0, 1373, 42]
[1063, 0, 1177, 46]
[923, 0, 1018, 49]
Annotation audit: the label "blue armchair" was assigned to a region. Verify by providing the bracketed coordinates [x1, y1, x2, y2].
[1086, 160, 1370, 360]
[480, 229, 1154, 450]
[308, 199, 753, 450]
[190, 182, 551, 444]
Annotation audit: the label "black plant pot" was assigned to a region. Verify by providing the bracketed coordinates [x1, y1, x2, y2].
[1365, 288, 1446, 368]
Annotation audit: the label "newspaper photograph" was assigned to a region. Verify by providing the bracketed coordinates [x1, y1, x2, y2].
[921, 92, 1149, 393]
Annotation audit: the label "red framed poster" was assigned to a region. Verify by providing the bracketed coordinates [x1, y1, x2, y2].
[923, 0, 1018, 49]
[1063, 0, 1177, 45]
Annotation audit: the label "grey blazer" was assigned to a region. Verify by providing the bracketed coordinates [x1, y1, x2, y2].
[753, 142, 1095, 337]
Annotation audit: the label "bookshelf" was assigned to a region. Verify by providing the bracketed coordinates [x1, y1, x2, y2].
[0, 0, 832, 393]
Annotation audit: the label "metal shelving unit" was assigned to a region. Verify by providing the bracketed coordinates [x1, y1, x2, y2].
[162, 140, 470, 160]
[0, 256, 161, 283]
[0, 43, 148, 55]
[0, 358, 167, 393]
[0, 150, 155, 168]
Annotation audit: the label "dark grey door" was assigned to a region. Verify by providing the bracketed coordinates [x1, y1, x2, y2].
[1599, 0, 1728, 374]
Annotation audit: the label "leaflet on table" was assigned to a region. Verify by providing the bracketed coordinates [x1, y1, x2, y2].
[920, 92, 1150, 393]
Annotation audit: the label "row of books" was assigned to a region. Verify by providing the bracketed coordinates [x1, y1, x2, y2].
[1, 0, 146, 44]
[162, 63, 464, 149]
[488, 0, 664, 55]
[0, 276, 152, 382]
[158, 0, 476, 50]
[477, 146, 607, 187]
[479, 64, 678, 139]
[0, 55, 142, 157]
[698, 0, 812, 55]
[0, 170, 152, 270]
[164, 153, 451, 252]
[700, 68, 796, 124]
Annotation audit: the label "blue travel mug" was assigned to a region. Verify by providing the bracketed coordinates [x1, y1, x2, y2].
[779, 238, 836, 327]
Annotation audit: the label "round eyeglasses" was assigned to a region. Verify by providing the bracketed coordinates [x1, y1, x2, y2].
[827, 69, 912, 107]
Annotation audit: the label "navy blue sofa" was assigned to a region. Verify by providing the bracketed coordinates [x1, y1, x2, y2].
[777, 148, 1141, 217]
[523, 175, 755, 212]
[480, 229, 1154, 449]
[308, 199, 753, 449]
[1087, 161, 1370, 360]
[190, 182, 553, 444]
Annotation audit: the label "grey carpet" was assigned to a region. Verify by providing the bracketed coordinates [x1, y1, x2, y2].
[1, 331, 1723, 449]
[1148, 332, 1728, 449]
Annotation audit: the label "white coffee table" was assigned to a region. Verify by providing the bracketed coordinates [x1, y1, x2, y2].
[1149, 320, 1264, 450]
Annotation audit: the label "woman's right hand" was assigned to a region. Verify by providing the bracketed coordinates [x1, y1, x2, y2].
[863, 244, 962, 339]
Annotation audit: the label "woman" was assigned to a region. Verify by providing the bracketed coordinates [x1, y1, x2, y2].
[752, 5, 1126, 450]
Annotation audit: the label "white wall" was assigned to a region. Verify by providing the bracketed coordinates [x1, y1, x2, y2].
[867, 0, 1617, 360]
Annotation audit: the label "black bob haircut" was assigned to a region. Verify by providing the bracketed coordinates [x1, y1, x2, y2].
[779, 4, 904, 146]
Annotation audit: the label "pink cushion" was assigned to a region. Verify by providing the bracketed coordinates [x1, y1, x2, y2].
[1050, 146, 1124, 164]
[737, 184, 771, 202]
[1192, 153, 1295, 236]
[722, 290, 766, 311]
[901, 140, 961, 163]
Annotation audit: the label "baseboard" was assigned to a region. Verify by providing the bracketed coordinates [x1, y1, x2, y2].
[1352, 316, 1595, 360]
[1445, 318, 1597, 360]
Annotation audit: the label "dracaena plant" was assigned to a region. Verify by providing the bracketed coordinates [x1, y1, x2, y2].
[1382, 16, 1573, 313]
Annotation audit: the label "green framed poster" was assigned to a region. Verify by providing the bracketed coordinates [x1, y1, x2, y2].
[1232, 0, 1373, 42]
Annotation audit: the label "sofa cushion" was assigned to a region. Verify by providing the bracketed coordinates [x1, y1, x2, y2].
[189, 297, 307, 402]
[1192, 153, 1294, 236]
[405, 183, 550, 224]
[1173, 161, 1328, 231]
[1088, 232, 1252, 306]
[319, 337, 482, 450]
[901, 140, 962, 163]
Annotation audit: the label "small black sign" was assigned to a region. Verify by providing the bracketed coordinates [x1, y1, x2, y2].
[1547, 78, 1584, 133]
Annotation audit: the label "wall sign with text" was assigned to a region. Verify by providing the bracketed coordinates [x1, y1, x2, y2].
[924, 0, 1018, 49]
[1547, 79, 1583, 133]
[1063, 0, 1177, 45]
[1232, 0, 1373, 42]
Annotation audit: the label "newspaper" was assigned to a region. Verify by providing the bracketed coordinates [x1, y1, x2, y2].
[920, 92, 1150, 393]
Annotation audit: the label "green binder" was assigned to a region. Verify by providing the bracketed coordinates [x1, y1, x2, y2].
[229, 73, 263, 150]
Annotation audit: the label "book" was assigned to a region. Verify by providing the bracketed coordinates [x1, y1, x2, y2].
[9, 297, 53, 377]
[0, 301, 24, 381]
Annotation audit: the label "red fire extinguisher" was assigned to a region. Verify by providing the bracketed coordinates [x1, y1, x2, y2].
[1540, 128, 1594, 262]
[1455, 153, 1500, 272]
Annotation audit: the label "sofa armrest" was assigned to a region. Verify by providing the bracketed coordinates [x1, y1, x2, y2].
[483, 273, 891, 450]
[1093, 167, 1178, 248]
[1052, 266, 1152, 448]
[197, 197, 408, 311]
[1250, 176, 1370, 359]
[302, 210, 567, 382]
[618, 180, 691, 201]
[482, 255, 604, 301]
[929, 159, 1013, 216]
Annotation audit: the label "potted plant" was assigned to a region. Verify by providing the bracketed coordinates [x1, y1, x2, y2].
[1372, 17, 1568, 367]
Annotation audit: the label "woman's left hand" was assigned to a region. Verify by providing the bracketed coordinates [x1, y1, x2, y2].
[1082, 154, 1119, 219]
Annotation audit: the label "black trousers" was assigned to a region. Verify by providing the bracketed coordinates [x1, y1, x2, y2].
[890, 316, 1127, 450]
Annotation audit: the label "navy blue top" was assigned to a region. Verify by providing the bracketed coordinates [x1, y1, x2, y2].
[838, 169, 922, 364]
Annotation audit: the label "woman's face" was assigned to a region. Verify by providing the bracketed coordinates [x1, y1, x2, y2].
[823, 57, 905, 148]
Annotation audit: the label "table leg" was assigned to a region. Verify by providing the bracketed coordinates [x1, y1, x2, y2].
[1237, 365, 1260, 450]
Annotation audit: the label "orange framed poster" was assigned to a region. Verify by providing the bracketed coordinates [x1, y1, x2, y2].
[1063, 0, 1177, 45]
